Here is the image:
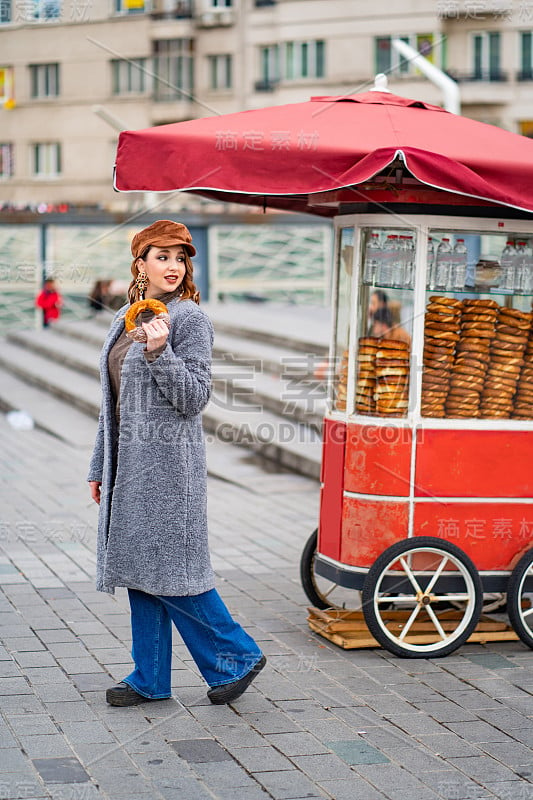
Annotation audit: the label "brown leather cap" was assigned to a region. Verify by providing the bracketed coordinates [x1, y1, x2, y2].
[131, 220, 196, 258]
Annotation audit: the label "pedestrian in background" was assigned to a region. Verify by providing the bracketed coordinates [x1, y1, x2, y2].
[35, 278, 62, 327]
[87, 219, 265, 707]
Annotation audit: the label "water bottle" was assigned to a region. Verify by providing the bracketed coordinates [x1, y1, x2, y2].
[403, 235, 415, 289]
[500, 240, 516, 294]
[377, 234, 397, 286]
[516, 241, 527, 293]
[520, 240, 533, 294]
[426, 237, 435, 289]
[435, 238, 452, 290]
[363, 232, 381, 284]
[393, 235, 408, 288]
[452, 238, 468, 291]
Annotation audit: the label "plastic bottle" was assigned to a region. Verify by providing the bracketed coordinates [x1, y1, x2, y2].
[500, 240, 516, 294]
[516, 241, 527, 293]
[393, 235, 408, 288]
[403, 235, 415, 289]
[452, 238, 468, 291]
[377, 234, 397, 286]
[519, 240, 533, 294]
[426, 236, 435, 289]
[435, 238, 452, 290]
[363, 232, 381, 284]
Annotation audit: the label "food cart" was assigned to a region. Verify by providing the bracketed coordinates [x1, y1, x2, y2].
[114, 87, 533, 658]
[301, 210, 533, 657]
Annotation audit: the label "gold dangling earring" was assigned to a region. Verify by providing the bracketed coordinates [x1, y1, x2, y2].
[135, 271, 148, 301]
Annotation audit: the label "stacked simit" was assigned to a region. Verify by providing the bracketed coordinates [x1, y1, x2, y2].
[422, 295, 462, 418]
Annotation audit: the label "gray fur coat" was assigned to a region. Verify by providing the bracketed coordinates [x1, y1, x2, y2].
[87, 298, 215, 596]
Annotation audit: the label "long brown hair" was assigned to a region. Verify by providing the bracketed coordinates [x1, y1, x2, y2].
[127, 246, 200, 305]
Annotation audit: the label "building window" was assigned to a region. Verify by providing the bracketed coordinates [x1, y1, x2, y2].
[284, 40, 325, 79]
[33, 142, 61, 177]
[259, 44, 280, 87]
[258, 40, 324, 88]
[519, 31, 533, 80]
[0, 66, 14, 104]
[472, 32, 501, 80]
[210, 0, 232, 6]
[115, 0, 145, 14]
[519, 120, 533, 137]
[375, 34, 435, 76]
[0, 0, 11, 22]
[30, 63, 60, 98]
[0, 144, 13, 178]
[153, 39, 194, 100]
[207, 54, 232, 89]
[111, 58, 148, 94]
[32, 0, 61, 19]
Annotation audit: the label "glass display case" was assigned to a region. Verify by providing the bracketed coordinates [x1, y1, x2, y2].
[331, 217, 533, 422]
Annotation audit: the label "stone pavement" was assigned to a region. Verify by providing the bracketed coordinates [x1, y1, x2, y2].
[0, 414, 533, 800]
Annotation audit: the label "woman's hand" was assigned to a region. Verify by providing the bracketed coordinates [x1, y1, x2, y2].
[89, 481, 101, 505]
[142, 318, 170, 352]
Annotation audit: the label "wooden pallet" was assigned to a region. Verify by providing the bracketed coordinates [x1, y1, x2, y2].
[307, 607, 519, 650]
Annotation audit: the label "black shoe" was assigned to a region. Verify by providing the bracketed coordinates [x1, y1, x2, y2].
[106, 682, 163, 707]
[207, 655, 266, 705]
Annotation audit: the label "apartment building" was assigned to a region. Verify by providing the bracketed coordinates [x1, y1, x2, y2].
[1, 0, 533, 210]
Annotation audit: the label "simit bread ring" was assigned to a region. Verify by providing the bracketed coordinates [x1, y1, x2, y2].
[462, 298, 499, 309]
[125, 299, 169, 332]
[429, 296, 463, 308]
[498, 307, 531, 321]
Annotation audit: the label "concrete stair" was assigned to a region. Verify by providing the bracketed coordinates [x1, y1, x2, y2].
[0, 303, 331, 480]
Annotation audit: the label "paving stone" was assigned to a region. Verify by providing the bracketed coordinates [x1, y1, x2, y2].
[44, 702, 98, 722]
[0, 774, 46, 799]
[56, 657, 105, 675]
[0, 677, 32, 695]
[252, 768, 328, 799]
[487, 780, 533, 800]
[326, 739, 390, 766]
[0, 747, 33, 772]
[266, 732, 330, 756]
[444, 721, 512, 743]
[447, 755, 523, 783]
[12, 651, 57, 668]
[231, 745, 294, 772]
[412, 700, 479, 723]
[32, 683, 84, 703]
[476, 740, 533, 767]
[58, 721, 115, 744]
[290, 753, 355, 781]
[475, 707, 531, 730]
[47, 783, 103, 799]
[464, 653, 519, 670]
[23, 668, 70, 685]
[318, 777, 388, 800]
[418, 734, 483, 758]
[191, 759, 258, 788]
[240, 711, 302, 734]
[32, 756, 90, 784]
[8, 713, 58, 737]
[168, 738, 232, 763]
[70, 674, 113, 692]
[18, 735, 75, 759]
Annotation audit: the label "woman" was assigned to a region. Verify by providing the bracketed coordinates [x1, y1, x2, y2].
[36, 278, 63, 327]
[88, 220, 265, 706]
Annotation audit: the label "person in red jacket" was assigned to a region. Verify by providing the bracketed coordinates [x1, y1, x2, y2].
[35, 278, 63, 327]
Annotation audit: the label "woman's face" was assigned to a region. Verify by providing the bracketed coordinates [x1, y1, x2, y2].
[140, 245, 187, 299]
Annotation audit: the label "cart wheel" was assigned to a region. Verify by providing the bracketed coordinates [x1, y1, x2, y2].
[300, 529, 360, 610]
[507, 548, 533, 650]
[362, 536, 483, 658]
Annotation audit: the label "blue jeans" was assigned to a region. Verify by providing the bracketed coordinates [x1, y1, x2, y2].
[123, 588, 263, 699]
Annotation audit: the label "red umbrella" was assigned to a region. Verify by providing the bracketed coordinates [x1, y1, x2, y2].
[114, 91, 533, 217]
